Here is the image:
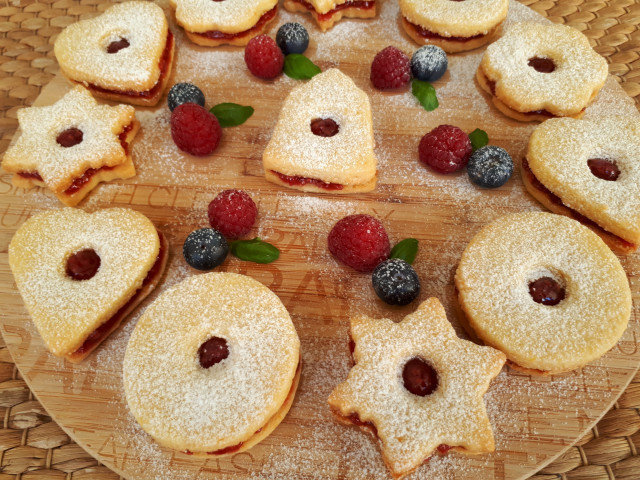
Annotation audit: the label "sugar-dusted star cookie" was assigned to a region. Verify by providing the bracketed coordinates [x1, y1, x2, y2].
[328, 298, 505, 479]
[1, 85, 139, 207]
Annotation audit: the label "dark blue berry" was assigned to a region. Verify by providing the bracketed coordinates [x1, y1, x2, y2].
[410, 45, 448, 82]
[168, 83, 205, 111]
[183, 228, 228, 271]
[467, 145, 513, 188]
[276, 23, 309, 55]
[372, 259, 420, 306]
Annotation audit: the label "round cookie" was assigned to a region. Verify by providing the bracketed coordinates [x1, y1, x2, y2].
[399, 0, 508, 53]
[123, 272, 300, 455]
[455, 212, 630, 375]
[477, 22, 608, 121]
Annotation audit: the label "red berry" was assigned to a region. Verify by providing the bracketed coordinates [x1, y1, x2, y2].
[370, 46, 411, 90]
[419, 125, 472, 174]
[208, 189, 258, 239]
[328, 214, 390, 272]
[171, 103, 221, 156]
[244, 35, 284, 80]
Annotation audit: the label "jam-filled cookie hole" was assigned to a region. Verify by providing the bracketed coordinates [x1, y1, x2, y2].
[310, 118, 340, 137]
[198, 336, 229, 368]
[56, 127, 83, 148]
[106, 37, 130, 54]
[402, 357, 439, 397]
[527, 56, 556, 73]
[587, 158, 620, 181]
[528, 273, 566, 306]
[65, 248, 101, 280]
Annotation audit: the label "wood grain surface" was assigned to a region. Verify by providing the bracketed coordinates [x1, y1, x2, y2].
[1, 1, 640, 479]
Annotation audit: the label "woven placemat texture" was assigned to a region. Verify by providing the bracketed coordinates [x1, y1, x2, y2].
[0, 0, 639, 479]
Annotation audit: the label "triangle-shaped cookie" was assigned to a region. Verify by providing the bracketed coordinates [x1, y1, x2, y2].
[8, 208, 168, 362]
[263, 68, 377, 194]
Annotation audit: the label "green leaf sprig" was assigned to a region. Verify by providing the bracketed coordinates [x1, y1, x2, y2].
[468, 128, 489, 151]
[389, 238, 418, 264]
[411, 79, 439, 112]
[283, 54, 321, 80]
[210, 103, 254, 127]
[230, 237, 280, 264]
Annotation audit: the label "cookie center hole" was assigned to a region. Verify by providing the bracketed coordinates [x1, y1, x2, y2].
[56, 127, 83, 148]
[528, 276, 566, 306]
[107, 37, 130, 54]
[588, 158, 620, 181]
[527, 56, 556, 73]
[198, 336, 229, 368]
[310, 118, 340, 137]
[402, 357, 438, 397]
[66, 248, 101, 281]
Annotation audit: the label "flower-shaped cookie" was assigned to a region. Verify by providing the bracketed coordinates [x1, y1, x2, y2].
[283, 0, 377, 32]
[478, 22, 608, 121]
[328, 298, 505, 479]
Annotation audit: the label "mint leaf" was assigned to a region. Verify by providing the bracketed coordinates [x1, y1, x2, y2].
[390, 238, 418, 265]
[230, 238, 279, 264]
[411, 79, 438, 111]
[283, 54, 321, 80]
[469, 128, 489, 151]
[210, 103, 254, 128]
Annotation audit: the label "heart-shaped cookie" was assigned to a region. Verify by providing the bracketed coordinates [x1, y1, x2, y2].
[54, 1, 174, 106]
[263, 68, 378, 193]
[8, 208, 167, 362]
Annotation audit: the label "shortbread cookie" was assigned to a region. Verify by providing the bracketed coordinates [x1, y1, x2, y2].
[54, 1, 174, 106]
[170, 0, 278, 47]
[263, 69, 377, 194]
[1, 86, 139, 207]
[455, 212, 631, 375]
[524, 117, 640, 254]
[283, 0, 377, 32]
[328, 298, 505, 480]
[123, 273, 300, 455]
[399, 0, 508, 53]
[8, 208, 168, 363]
[477, 22, 608, 122]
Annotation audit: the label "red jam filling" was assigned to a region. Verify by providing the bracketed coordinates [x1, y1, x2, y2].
[292, 0, 375, 21]
[194, 6, 277, 40]
[528, 56, 556, 73]
[522, 157, 635, 249]
[402, 357, 439, 397]
[87, 30, 173, 99]
[70, 232, 166, 358]
[56, 128, 83, 148]
[198, 337, 229, 368]
[271, 170, 344, 191]
[347, 412, 378, 436]
[18, 171, 43, 181]
[588, 158, 620, 181]
[107, 38, 130, 54]
[528, 276, 565, 306]
[404, 17, 484, 42]
[310, 118, 340, 137]
[66, 249, 101, 280]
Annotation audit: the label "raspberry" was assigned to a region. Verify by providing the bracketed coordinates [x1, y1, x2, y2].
[171, 103, 221, 156]
[244, 35, 284, 80]
[207, 189, 258, 239]
[328, 214, 390, 272]
[370, 46, 411, 90]
[419, 124, 472, 174]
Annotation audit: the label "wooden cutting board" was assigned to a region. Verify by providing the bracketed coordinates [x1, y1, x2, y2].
[1, 1, 639, 479]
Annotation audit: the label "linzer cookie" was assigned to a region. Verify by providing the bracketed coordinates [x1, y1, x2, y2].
[54, 1, 175, 106]
[328, 298, 505, 480]
[455, 212, 631, 375]
[283, 0, 377, 32]
[524, 117, 640, 254]
[170, 0, 278, 47]
[263, 69, 377, 193]
[399, 0, 508, 53]
[8, 208, 168, 363]
[477, 22, 608, 122]
[1, 86, 139, 207]
[123, 273, 300, 456]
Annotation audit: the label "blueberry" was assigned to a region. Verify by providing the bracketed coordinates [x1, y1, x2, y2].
[410, 45, 448, 82]
[372, 259, 420, 306]
[467, 145, 514, 188]
[276, 22, 309, 55]
[183, 228, 228, 270]
[168, 83, 205, 111]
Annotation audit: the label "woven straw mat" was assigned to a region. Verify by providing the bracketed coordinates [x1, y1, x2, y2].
[1, 0, 639, 479]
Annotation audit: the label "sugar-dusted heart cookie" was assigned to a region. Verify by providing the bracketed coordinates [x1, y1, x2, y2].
[8, 208, 168, 362]
[263, 68, 377, 194]
[524, 116, 640, 253]
[54, 1, 175, 106]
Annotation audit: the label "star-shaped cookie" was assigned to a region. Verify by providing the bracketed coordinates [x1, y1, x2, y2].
[328, 298, 506, 479]
[2, 85, 138, 206]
